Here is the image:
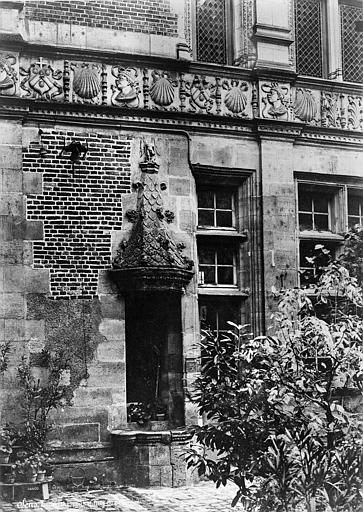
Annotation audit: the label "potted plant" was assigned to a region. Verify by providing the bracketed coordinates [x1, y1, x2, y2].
[127, 402, 152, 425]
[4, 465, 16, 484]
[15, 455, 39, 483]
[35, 452, 49, 482]
[0, 427, 14, 463]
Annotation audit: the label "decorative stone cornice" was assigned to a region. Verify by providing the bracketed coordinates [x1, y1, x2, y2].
[0, 50, 362, 135]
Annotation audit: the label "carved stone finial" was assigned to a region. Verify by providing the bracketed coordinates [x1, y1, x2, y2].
[140, 140, 160, 173]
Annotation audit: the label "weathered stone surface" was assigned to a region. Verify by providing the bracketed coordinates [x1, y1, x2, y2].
[99, 294, 124, 320]
[169, 177, 190, 196]
[23, 171, 43, 195]
[0, 292, 25, 319]
[5, 318, 25, 341]
[25, 268, 50, 293]
[25, 319, 45, 342]
[2, 168, 23, 193]
[50, 423, 101, 444]
[97, 340, 125, 363]
[98, 318, 124, 341]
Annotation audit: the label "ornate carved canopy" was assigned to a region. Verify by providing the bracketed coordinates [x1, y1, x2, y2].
[110, 144, 194, 293]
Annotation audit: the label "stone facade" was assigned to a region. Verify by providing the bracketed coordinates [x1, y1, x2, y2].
[0, 0, 362, 488]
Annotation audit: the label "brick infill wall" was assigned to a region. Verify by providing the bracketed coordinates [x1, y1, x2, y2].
[23, 131, 131, 299]
[24, 0, 178, 37]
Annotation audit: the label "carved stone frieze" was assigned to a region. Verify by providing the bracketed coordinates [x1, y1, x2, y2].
[223, 79, 248, 116]
[347, 96, 363, 131]
[20, 57, 62, 100]
[0, 53, 17, 96]
[71, 63, 101, 104]
[321, 92, 340, 129]
[186, 75, 216, 113]
[2, 52, 363, 134]
[111, 66, 140, 108]
[260, 82, 290, 120]
[149, 71, 178, 108]
[293, 88, 318, 123]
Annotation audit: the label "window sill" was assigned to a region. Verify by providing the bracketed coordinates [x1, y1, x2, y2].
[299, 230, 344, 241]
[197, 228, 248, 239]
[198, 287, 249, 297]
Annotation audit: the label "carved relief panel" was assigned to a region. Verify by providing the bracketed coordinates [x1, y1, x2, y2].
[0, 52, 18, 96]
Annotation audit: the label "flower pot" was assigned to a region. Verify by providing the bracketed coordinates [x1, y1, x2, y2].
[17, 472, 27, 483]
[0, 453, 10, 463]
[4, 473, 15, 484]
[36, 470, 46, 482]
[27, 472, 37, 483]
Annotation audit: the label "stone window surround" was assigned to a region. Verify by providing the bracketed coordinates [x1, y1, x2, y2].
[296, 178, 363, 285]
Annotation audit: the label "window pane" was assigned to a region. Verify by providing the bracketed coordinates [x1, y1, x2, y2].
[196, 0, 227, 65]
[314, 196, 329, 213]
[216, 190, 232, 209]
[198, 190, 214, 208]
[295, 0, 323, 78]
[315, 214, 329, 231]
[217, 267, 234, 285]
[340, 4, 363, 83]
[198, 210, 214, 226]
[348, 195, 360, 216]
[217, 246, 234, 265]
[199, 245, 214, 264]
[200, 265, 215, 284]
[298, 193, 312, 212]
[299, 213, 313, 230]
[216, 210, 233, 227]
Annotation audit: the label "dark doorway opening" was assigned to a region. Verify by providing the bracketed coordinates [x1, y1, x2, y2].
[125, 292, 184, 427]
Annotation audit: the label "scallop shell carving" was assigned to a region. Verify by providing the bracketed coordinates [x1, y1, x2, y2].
[224, 86, 247, 114]
[73, 66, 101, 99]
[294, 88, 317, 122]
[150, 74, 175, 106]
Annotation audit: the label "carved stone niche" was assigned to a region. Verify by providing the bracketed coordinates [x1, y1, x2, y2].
[110, 143, 194, 293]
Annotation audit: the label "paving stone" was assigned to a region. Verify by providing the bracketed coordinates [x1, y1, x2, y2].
[0, 481, 246, 511]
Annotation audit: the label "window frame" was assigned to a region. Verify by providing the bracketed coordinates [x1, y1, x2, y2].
[197, 237, 238, 287]
[347, 188, 363, 228]
[296, 181, 345, 286]
[192, 0, 234, 66]
[197, 186, 237, 230]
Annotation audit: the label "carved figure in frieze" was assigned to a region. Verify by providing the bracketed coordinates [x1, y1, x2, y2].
[72, 63, 101, 102]
[111, 66, 140, 107]
[223, 79, 248, 115]
[142, 141, 157, 164]
[20, 58, 62, 100]
[0, 54, 17, 96]
[186, 75, 215, 112]
[261, 82, 289, 119]
[149, 70, 178, 107]
[294, 88, 318, 123]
